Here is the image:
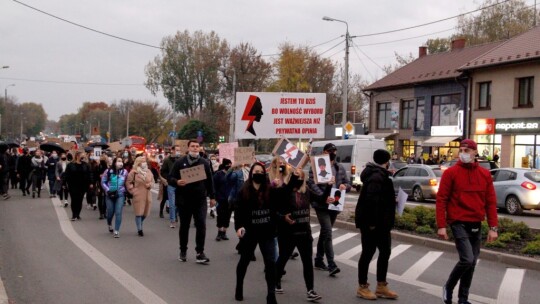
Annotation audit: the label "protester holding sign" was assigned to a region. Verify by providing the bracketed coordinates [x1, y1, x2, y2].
[169, 139, 216, 265]
[307, 143, 350, 277]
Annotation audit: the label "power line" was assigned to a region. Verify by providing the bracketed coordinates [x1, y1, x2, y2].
[0, 77, 144, 86]
[12, 0, 163, 50]
[318, 39, 345, 56]
[351, 0, 511, 38]
[355, 28, 456, 47]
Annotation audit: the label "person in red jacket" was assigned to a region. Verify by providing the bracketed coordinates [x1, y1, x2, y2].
[436, 139, 498, 304]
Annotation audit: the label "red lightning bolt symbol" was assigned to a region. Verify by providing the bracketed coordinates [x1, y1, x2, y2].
[241, 95, 258, 132]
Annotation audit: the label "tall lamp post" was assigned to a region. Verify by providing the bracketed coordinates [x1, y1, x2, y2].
[1, 83, 15, 137]
[323, 16, 350, 139]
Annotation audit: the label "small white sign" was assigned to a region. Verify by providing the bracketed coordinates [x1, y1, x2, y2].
[328, 188, 345, 212]
[93, 147, 102, 158]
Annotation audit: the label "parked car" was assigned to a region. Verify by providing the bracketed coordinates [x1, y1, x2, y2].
[441, 159, 499, 171]
[389, 160, 407, 175]
[392, 164, 443, 202]
[490, 168, 540, 215]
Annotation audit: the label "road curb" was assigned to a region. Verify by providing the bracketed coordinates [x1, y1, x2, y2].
[310, 215, 540, 271]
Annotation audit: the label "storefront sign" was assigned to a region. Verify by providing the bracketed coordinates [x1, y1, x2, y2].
[495, 118, 540, 134]
[431, 125, 462, 136]
[475, 118, 495, 135]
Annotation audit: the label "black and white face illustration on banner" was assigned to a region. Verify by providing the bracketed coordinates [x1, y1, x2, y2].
[240, 95, 263, 136]
[278, 141, 304, 168]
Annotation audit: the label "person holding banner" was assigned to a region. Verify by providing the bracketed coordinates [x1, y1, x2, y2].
[169, 140, 216, 265]
[308, 143, 350, 277]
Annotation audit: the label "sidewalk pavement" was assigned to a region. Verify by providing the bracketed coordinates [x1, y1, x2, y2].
[312, 201, 540, 271]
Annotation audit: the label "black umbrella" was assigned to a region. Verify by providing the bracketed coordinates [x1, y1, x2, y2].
[89, 142, 110, 149]
[84, 146, 93, 153]
[6, 142, 20, 148]
[39, 142, 66, 154]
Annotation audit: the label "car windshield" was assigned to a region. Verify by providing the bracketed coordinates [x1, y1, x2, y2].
[524, 171, 540, 182]
[432, 168, 443, 177]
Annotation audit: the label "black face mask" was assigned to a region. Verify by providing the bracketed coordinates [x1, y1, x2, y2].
[61, 157, 67, 161]
[293, 179, 304, 189]
[329, 152, 337, 161]
[252, 173, 266, 184]
[279, 165, 286, 173]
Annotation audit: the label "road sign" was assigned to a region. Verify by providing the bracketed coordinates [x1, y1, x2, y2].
[169, 131, 177, 138]
[344, 121, 355, 134]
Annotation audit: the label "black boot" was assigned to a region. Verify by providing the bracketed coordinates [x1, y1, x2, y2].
[216, 231, 222, 241]
[235, 286, 243, 301]
[266, 293, 277, 304]
[159, 212, 164, 218]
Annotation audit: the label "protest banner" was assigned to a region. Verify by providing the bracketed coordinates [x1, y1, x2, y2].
[108, 141, 123, 152]
[46, 137, 61, 144]
[271, 137, 307, 168]
[175, 140, 190, 154]
[218, 142, 238, 163]
[234, 147, 255, 165]
[311, 154, 333, 184]
[235, 92, 326, 139]
[328, 188, 345, 212]
[180, 164, 206, 184]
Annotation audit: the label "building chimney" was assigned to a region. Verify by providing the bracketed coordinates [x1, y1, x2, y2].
[451, 38, 466, 51]
[419, 46, 427, 58]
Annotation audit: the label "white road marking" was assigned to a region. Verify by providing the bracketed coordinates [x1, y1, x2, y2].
[369, 244, 412, 271]
[49, 197, 167, 304]
[313, 232, 357, 252]
[496, 268, 525, 304]
[0, 274, 8, 304]
[335, 244, 363, 260]
[400, 251, 443, 281]
[310, 224, 319, 228]
[311, 228, 337, 239]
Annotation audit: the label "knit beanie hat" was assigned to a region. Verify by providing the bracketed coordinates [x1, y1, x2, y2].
[373, 149, 391, 165]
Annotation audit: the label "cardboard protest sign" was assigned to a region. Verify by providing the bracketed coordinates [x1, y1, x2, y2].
[108, 141, 123, 152]
[235, 92, 326, 139]
[60, 142, 74, 151]
[311, 154, 333, 184]
[180, 164, 207, 184]
[328, 188, 345, 212]
[26, 141, 38, 148]
[271, 137, 306, 168]
[46, 137, 61, 144]
[175, 140, 190, 154]
[218, 142, 238, 163]
[234, 147, 255, 165]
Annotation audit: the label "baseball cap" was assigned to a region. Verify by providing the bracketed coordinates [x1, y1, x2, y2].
[460, 139, 477, 150]
[323, 143, 337, 152]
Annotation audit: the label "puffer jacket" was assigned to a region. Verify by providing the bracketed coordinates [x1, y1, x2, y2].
[308, 161, 351, 210]
[355, 162, 396, 230]
[436, 160, 498, 228]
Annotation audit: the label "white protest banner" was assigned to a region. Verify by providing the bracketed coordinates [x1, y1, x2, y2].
[234, 147, 255, 165]
[328, 188, 345, 212]
[218, 142, 238, 163]
[93, 147, 102, 158]
[235, 92, 326, 139]
[311, 154, 333, 184]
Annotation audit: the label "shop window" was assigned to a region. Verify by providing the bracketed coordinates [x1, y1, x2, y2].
[415, 98, 425, 131]
[516, 77, 534, 107]
[377, 102, 392, 129]
[478, 82, 491, 110]
[401, 100, 414, 129]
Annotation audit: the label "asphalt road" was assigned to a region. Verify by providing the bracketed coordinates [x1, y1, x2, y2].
[344, 192, 540, 230]
[1, 187, 539, 304]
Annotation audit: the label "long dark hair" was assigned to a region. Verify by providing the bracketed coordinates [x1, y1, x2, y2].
[240, 162, 269, 203]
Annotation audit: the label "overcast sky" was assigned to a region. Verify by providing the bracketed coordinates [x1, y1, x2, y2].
[1, 0, 494, 121]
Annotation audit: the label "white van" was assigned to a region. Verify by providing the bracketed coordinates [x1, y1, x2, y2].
[309, 135, 386, 192]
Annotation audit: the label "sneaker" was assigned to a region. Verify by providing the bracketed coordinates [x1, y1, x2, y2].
[375, 281, 398, 299]
[108, 225, 113, 233]
[458, 301, 472, 304]
[99, 215, 105, 220]
[76, 216, 81, 221]
[166, 206, 170, 214]
[442, 285, 452, 304]
[159, 212, 164, 218]
[113, 231, 119, 238]
[178, 251, 187, 262]
[138, 230, 144, 237]
[357, 283, 377, 300]
[64, 201, 68, 208]
[196, 252, 210, 264]
[215, 232, 222, 241]
[221, 233, 229, 241]
[170, 222, 176, 228]
[328, 266, 341, 276]
[70, 217, 76, 221]
[314, 260, 328, 271]
[93, 205, 97, 211]
[86, 205, 92, 210]
[275, 281, 284, 294]
[290, 252, 299, 259]
[307, 290, 322, 302]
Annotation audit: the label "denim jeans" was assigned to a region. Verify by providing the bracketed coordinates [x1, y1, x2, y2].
[446, 222, 482, 303]
[48, 179, 56, 195]
[178, 197, 207, 253]
[167, 185, 177, 222]
[358, 227, 391, 284]
[106, 195, 125, 231]
[315, 208, 338, 268]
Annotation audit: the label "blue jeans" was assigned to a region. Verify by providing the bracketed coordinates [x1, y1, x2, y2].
[315, 208, 338, 268]
[446, 222, 482, 303]
[106, 195, 124, 231]
[167, 185, 177, 222]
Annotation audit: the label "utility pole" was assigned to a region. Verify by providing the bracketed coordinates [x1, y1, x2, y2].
[126, 103, 130, 138]
[108, 111, 111, 143]
[19, 112, 23, 141]
[229, 69, 236, 142]
[171, 89, 176, 145]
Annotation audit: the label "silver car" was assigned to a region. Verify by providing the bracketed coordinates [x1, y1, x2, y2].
[392, 164, 443, 202]
[490, 168, 540, 215]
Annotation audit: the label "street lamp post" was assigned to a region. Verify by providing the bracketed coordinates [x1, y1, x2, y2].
[1, 84, 15, 137]
[323, 16, 349, 139]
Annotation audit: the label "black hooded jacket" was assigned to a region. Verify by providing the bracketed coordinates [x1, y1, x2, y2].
[355, 162, 396, 231]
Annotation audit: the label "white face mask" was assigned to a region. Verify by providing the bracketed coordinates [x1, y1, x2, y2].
[116, 162, 123, 169]
[189, 151, 199, 158]
[459, 152, 473, 163]
[140, 163, 148, 170]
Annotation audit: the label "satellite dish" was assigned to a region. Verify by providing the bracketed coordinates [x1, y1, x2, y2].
[121, 137, 132, 147]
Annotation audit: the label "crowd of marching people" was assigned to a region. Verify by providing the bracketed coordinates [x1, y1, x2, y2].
[0, 140, 406, 304]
